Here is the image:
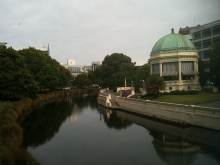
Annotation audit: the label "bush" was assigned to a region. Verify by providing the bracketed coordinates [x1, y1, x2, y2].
[123, 90, 131, 97]
[165, 90, 199, 95]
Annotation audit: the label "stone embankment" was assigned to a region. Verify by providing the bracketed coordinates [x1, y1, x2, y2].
[0, 88, 99, 165]
[97, 89, 220, 131]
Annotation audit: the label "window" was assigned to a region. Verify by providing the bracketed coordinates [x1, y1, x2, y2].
[193, 32, 201, 40]
[152, 64, 160, 74]
[203, 50, 212, 59]
[162, 62, 178, 76]
[194, 41, 201, 49]
[202, 28, 211, 38]
[202, 39, 212, 48]
[213, 25, 220, 35]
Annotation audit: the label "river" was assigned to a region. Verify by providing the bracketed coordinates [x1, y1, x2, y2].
[21, 95, 220, 165]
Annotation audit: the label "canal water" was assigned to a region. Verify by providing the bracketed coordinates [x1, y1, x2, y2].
[21, 96, 220, 165]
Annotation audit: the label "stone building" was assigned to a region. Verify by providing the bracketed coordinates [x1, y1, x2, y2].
[149, 29, 201, 92]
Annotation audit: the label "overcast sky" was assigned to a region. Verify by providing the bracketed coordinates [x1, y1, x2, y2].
[1, 0, 220, 66]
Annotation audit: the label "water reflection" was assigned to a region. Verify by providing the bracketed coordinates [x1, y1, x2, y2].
[114, 109, 220, 165]
[21, 96, 98, 148]
[97, 105, 133, 130]
[22, 97, 220, 165]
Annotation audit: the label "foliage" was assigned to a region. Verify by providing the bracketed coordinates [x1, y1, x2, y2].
[19, 48, 72, 91]
[146, 74, 166, 98]
[0, 47, 39, 99]
[210, 41, 220, 90]
[162, 90, 199, 95]
[135, 64, 150, 88]
[101, 53, 134, 89]
[123, 90, 131, 97]
[198, 58, 206, 87]
[0, 101, 12, 117]
[74, 73, 91, 87]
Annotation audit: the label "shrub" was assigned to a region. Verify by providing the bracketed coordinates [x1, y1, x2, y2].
[123, 90, 131, 97]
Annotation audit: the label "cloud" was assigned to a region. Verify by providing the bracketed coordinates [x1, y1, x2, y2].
[1, 0, 220, 65]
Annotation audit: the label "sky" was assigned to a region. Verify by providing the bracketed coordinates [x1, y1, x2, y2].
[1, 0, 220, 66]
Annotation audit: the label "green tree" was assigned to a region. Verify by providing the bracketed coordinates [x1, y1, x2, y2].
[0, 47, 38, 99]
[101, 53, 134, 89]
[198, 58, 206, 87]
[210, 41, 220, 90]
[75, 73, 91, 87]
[19, 47, 71, 91]
[146, 74, 166, 98]
[135, 64, 150, 88]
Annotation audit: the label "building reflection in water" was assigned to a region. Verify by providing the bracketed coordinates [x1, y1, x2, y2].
[97, 105, 220, 165]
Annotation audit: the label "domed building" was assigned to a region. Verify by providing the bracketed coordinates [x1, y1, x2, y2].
[149, 29, 201, 92]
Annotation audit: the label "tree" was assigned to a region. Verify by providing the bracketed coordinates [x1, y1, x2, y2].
[75, 73, 91, 87]
[0, 47, 38, 99]
[19, 47, 72, 91]
[101, 53, 134, 89]
[198, 58, 206, 87]
[135, 64, 150, 88]
[210, 40, 220, 90]
[146, 74, 166, 98]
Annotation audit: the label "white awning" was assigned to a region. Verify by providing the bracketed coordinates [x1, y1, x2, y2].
[162, 62, 178, 76]
[163, 71, 178, 76]
[181, 62, 194, 75]
[152, 64, 160, 74]
[182, 70, 195, 75]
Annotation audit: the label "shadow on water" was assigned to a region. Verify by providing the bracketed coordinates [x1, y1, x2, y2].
[111, 107, 220, 165]
[21, 96, 98, 148]
[21, 96, 220, 165]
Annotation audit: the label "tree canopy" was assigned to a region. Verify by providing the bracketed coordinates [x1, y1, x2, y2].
[0, 47, 38, 99]
[210, 40, 220, 90]
[0, 47, 72, 99]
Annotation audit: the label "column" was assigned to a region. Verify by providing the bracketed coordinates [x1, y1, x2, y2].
[194, 61, 198, 82]
[160, 62, 162, 77]
[178, 61, 182, 84]
[150, 64, 153, 75]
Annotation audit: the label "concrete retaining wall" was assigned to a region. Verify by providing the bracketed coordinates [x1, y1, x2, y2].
[116, 97, 220, 131]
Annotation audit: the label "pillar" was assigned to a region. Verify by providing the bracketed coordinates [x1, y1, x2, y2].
[150, 64, 153, 75]
[178, 61, 182, 84]
[194, 61, 198, 82]
[160, 62, 162, 77]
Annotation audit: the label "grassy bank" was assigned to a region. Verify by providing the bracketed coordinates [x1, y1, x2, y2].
[141, 94, 220, 105]
[0, 88, 99, 165]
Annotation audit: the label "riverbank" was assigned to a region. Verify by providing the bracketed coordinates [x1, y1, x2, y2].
[98, 90, 220, 131]
[0, 88, 99, 165]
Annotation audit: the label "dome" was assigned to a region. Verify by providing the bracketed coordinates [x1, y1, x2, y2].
[151, 29, 196, 55]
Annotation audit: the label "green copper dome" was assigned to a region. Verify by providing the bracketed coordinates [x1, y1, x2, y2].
[151, 30, 196, 55]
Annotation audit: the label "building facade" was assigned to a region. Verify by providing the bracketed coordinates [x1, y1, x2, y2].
[60, 59, 83, 78]
[149, 29, 201, 92]
[179, 19, 220, 75]
[82, 61, 101, 73]
[0, 42, 7, 48]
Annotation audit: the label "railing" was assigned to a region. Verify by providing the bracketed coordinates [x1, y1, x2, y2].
[116, 97, 220, 131]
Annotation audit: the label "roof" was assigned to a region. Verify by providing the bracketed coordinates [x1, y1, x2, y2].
[151, 31, 196, 55]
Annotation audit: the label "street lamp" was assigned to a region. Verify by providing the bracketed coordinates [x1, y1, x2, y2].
[131, 81, 133, 91]
[143, 80, 145, 91]
[191, 77, 193, 89]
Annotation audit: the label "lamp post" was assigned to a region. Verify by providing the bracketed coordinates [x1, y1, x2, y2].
[191, 77, 194, 89]
[213, 75, 216, 87]
[131, 81, 133, 91]
[143, 80, 145, 91]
